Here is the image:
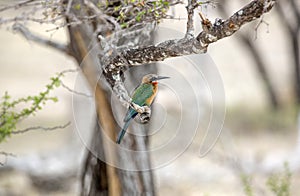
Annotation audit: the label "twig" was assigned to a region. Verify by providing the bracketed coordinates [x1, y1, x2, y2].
[0, 0, 36, 12]
[60, 68, 80, 75]
[185, 0, 197, 38]
[104, 0, 275, 73]
[65, 0, 73, 16]
[101, 0, 276, 112]
[12, 122, 71, 134]
[61, 81, 92, 98]
[83, 0, 121, 30]
[185, 0, 215, 37]
[254, 16, 270, 39]
[198, 11, 212, 32]
[1, 15, 64, 25]
[12, 23, 71, 55]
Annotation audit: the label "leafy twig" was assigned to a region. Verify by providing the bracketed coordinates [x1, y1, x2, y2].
[12, 121, 71, 134]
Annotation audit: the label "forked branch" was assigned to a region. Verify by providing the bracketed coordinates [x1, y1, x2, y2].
[103, 0, 276, 87]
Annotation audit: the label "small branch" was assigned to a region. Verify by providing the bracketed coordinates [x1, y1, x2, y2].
[60, 68, 80, 75]
[12, 122, 71, 134]
[130, 102, 150, 115]
[12, 23, 71, 55]
[103, 0, 275, 73]
[254, 16, 270, 39]
[101, 0, 276, 112]
[185, 0, 197, 38]
[65, 0, 73, 16]
[61, 81, 92, 98]
[0, 0, 35, 12]
[83, 0, 121, 30]
[185, 1, 216, 38]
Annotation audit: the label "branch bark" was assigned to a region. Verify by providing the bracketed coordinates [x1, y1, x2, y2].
[101, 0, 276, 117]
[103, 0, 276, 86]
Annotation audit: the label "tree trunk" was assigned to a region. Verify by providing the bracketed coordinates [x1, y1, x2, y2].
[276, 0, 300, 104]
[66, 1, 157, 195]
[218, 1, 279, 109]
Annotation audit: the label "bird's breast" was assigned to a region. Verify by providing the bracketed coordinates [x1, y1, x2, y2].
[145, 83, 158, 105]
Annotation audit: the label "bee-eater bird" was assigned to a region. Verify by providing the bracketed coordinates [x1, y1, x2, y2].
[116, 74, 169, 144]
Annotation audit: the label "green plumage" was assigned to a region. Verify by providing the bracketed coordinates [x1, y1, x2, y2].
[124, 83, 154, 122]
[116, 73, 169, 144]
[117, 83, 154, 144]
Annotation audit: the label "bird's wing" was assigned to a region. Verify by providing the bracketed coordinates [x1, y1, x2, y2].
[132, 83, 154, 105]
[123, 83, 154, 122]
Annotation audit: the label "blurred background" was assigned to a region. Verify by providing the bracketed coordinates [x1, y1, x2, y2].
[1, 0, 300, 195]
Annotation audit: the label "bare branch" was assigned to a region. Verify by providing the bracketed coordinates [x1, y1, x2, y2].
[0, 0, 36, 12]
[104, 0, 276, 78]
[60, 68, 80, 75]
[65, 0, 73, 16]
[254, 16, 270, 39]
[12, 23, 71, 55]
[100, 0, 276, 117]
[185, 1, 215, 38]
[185, 0, 197, 38]
[61, 81, 92, 98]
[83, 0, 121, 30]
[12, 122, 71, 134]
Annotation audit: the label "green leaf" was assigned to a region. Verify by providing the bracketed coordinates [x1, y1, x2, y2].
[50, 97, 58, 103]
[54, 79, 60, 87]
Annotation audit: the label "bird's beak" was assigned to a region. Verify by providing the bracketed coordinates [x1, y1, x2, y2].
[151, 76, 170, 81]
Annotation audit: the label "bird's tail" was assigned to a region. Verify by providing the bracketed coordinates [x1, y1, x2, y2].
[116, 119, 132, 144]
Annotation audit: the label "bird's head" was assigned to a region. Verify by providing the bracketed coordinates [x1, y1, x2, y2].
[142, 74, 170, 84]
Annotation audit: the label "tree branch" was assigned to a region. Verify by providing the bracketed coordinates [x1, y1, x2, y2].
[185, 0, 197, 38]
[12, 122, 71, 134]
[100, 0, 276, 117]
[12, 23, 72, 55]
[61, 81, 92, 98]
[0, 0, 36, 12]
[103, 0, 276, 85]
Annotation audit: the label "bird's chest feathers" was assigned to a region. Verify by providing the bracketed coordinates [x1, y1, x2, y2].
[145, 83, 158, 105]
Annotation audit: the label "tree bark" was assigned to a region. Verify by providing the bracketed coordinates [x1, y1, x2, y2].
[66, 1, 157, 195]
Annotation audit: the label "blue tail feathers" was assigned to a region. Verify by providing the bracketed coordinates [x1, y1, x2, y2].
[116, 119, 132, 144]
